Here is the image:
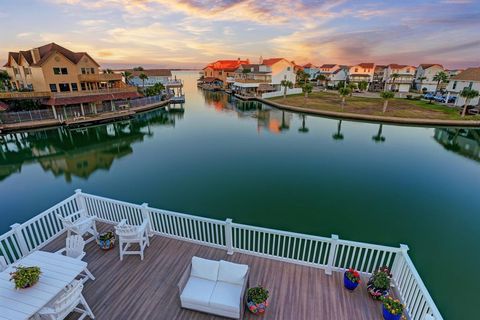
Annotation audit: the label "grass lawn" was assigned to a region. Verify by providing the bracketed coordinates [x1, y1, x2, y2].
[269, 92, 479, 120]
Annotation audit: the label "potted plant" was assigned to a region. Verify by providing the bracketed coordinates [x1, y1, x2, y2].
[367, 266, 391, 300]
[246, 286, 269, 314]
[344, 268, 361, 290]
[381, 296, 404, 320]
[97, 231, 116, 250]
[10, 266, 41, 289]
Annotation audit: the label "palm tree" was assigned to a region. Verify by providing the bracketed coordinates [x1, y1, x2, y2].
[389, 73, 399, 91]
[296, 70, 309, 85]
[0, 70, 11, 90]
[348, 83, 357, 96]
[380, 91, 395, 113]
[280, 80, 293, 100]
[121, 71, 133, 85]
[302, 83, 313, 104]
[298, 114, 309, 133]
[316, 74, 326, 87]
[139, 73, 148, 88]
[332, 120, 344, 140]
[372, 124, 386, 143]
[460, 87, 480, 117]
[358, 81, 368, 92]
[338, 87, 351, 111]
[433, 71, 448, 94]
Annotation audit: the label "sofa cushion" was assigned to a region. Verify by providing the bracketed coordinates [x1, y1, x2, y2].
[180, 276, 216, 306]
[191, 256, 220, 281]
[209, 281, 243, 314]
[218, 260, 248, 285]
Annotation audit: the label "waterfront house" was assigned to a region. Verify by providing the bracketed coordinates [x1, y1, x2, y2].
[262, 58, 296, 86]
[445, 67, 480, 107]
[302, 63, 320, 80]
[317, 64, 347, 88]
[348, 63, 375, 89]
[124, 69, 172, 87]
[414, 64, 444, 92]
[202, 59, 249, 89]
[1, 43, 140, 119]
[384, 64, 416, 92]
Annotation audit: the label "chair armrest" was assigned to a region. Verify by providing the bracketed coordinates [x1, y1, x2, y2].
[117, 219, 127, 227]
[177, 263, 192, 294]
[61, 209, 87, 222]
[240, 268, 250, 320]
[139, 219, 149, 233]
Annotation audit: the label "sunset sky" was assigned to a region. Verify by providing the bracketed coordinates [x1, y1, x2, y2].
[1, 0, 479, 69]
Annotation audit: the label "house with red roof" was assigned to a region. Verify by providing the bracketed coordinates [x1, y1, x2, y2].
[414, 64, 445, 92]
[348, 63, 375, 88]
[446, 68, 480, 107]
[202, 58, 249, 88]
[384, 64, 416, 92]
[318, 64, 348, 88]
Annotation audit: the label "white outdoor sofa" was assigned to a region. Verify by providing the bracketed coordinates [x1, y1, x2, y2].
[178, 257, 249, 319]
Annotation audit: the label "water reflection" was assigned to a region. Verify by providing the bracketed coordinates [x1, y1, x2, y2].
[372, 124, 386, 143]
[332, 120, 344, 140]
[0, 108, 182, 182]
[434, 128, 480, 162]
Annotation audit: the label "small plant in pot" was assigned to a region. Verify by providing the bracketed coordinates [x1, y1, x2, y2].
[10, 266, 41, 289]
[97, 231, 116, 250]
[367, 266, 391, 300]
[381, 296, 404, 320]
[344, 268, 361, 290]
[246, 286, 269, 314]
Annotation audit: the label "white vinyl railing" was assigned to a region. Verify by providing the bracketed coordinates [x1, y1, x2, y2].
[0, 190, 442, 320]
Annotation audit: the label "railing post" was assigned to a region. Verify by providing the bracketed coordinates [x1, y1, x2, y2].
[10, 223, 29, 257]
[325, 234, 339, 275]
[74, 189, 87, 215]
[141, 203, 153, 236]
[391, 244, 409, 284]
[225, 218, 234, 255]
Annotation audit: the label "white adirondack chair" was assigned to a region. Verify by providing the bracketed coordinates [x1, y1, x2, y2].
[114, 218, 150, 261]
[56, 235, 95, 282]
[0, 256, 7, 272]
[36, 280, 94, 320]
[56, 210, 98, 243]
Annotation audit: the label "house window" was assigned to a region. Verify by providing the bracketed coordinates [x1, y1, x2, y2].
[71, 83, 78, 91]
[453, 81, 457, 90]
[49, 84, 57, 92]
[24, 67, 31, 75]
[355, 68, 358, 72]
[13, 68, 19, 75]
[53, 67, 68, 75]
[406, 69, 410, 73]
[81, 68, 86, 74]
[81, 82, 86, 91]
[90, 68, 95, 74]
[287, 67, 291, 71]
[59, 83, 70, 92]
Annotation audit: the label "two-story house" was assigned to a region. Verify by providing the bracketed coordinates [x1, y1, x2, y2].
[348, 63, 375, 88]
[384, 64, 416, 92]
[202, 59, 249, 88]
[302, 63, 320, 80]
[2, 43, 139, 117]
[317, 64, 347, 87]
[262, 58, 296, 86]
[445, 67, 480, 107]
[414, 64, 444, 92]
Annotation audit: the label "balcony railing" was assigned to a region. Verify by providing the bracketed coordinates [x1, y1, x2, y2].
[0, 91, 51, 99]
[0, 190, 443, 320]
[53, 87, 138, 98]
[78, 73, 122, 82]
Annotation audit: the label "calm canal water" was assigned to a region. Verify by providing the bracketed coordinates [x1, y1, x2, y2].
[1, 71, 479, 318]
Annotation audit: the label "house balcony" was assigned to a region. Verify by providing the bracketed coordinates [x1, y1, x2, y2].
[0, 191, 443, 320]
[78, 73, 123, 82]
[52, 86, 138, 99]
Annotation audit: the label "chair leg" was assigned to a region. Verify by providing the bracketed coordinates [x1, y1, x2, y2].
[80, 294, 95, 319]
[84, 267, 95, 281]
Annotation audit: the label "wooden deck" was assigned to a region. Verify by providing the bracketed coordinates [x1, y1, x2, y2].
[43, 223, 385, 320]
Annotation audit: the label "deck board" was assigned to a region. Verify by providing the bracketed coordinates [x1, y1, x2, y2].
[42, 223, 384, 320]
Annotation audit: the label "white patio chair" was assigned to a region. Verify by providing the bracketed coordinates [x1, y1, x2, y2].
[56, 210, 98, 243]
[0, 256, 7, 272]
[56, 235, 95, 282]
[36, 280, 94, 320]
[114, 218, 150, 261]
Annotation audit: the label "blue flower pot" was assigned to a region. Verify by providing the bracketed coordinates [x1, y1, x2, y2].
[343, 272, 359, 290]
[382, 305, 402, 320]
